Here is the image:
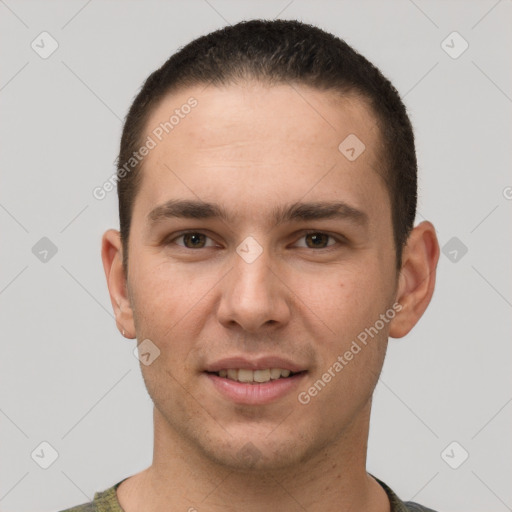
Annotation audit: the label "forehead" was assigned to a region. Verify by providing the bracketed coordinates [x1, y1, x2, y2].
[145, 81, 379, 154]
[134, 82, 387, 226]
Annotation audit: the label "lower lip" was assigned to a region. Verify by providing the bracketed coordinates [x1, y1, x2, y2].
[205, 372, 307, 405]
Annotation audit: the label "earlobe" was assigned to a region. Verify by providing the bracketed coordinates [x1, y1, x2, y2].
[101, 229, 136, 339]
[389, 221, 440, 339]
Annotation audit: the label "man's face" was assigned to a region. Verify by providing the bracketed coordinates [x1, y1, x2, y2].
[125, 82, 399, 470]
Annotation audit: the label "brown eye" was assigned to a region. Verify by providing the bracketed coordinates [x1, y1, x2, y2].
[182, 233, 206, 248]
[170, 232, 216, 249]
[304, 232, 331, 248]
[299, 231, 336, 249]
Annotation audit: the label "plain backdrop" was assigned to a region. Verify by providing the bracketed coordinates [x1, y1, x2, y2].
[0, 1, 511, 511]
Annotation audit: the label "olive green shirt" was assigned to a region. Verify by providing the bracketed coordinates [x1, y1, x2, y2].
[57, 476, 438, 511]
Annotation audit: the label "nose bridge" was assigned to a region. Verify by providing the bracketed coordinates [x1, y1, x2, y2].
[218, 239, 289, 331]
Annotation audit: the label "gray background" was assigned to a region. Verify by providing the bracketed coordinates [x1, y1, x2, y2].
[1, 1, 511, 511]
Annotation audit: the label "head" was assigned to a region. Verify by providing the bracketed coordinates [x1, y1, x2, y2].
[102, 19, 439, 473]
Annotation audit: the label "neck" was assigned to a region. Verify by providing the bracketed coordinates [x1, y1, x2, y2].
[118, 402, 390, 512]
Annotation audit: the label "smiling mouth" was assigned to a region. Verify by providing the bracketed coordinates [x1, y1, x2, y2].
[206, 368, 304, 384]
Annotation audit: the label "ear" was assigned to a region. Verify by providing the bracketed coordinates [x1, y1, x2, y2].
[389, 221, 440, 338]
[101, 229, 136, 339]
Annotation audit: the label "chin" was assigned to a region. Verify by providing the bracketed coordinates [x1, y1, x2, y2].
[199, 431, 317, 473]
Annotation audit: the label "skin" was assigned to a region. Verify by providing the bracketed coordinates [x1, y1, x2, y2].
[102, 81, 439, 512]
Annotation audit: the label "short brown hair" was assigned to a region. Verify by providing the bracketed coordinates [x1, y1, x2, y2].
[117, 19, 417, 272]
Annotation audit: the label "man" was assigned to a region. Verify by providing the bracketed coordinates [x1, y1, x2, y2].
[62, 19, 440, 512]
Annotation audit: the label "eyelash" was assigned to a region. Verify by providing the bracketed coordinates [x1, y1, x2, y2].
[165, 230, 346, 250]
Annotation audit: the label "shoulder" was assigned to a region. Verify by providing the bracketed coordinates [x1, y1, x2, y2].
[404, 501, 436, 512]
[373, 475, 439, 512]
[402, 503, 439, 512]
[56, 480, 124, 512]
[57, 502, 96, 512]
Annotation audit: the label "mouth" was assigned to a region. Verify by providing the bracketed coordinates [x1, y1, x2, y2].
[206, 368, 304, 384]
[203, 356, 308, 404]
[204, 362, 307, 404]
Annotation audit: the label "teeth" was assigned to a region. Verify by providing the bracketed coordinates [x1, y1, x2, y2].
[254, 369, 270, 382]
[215, 368, 295, 383]
[270, 368, 282, 379]
[238, 369, 253, 383]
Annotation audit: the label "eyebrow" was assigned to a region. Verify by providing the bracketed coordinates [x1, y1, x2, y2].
[147, 199, 368, 227]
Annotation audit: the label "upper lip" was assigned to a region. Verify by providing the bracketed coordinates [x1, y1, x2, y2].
[204, 356, 307, 373]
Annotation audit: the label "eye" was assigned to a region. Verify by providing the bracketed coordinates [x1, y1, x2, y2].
[294, 232, 340, 249]
[169, 232, 217, 249]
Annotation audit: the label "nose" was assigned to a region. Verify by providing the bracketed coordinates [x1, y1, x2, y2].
[216, 246, 292, 333]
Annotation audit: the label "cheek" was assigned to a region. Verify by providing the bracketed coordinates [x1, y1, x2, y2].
[129, 259, 189, 344]
[129, 257, 219, 367]
[300, 261, 391, 340]
[131, 254, 197, 315]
